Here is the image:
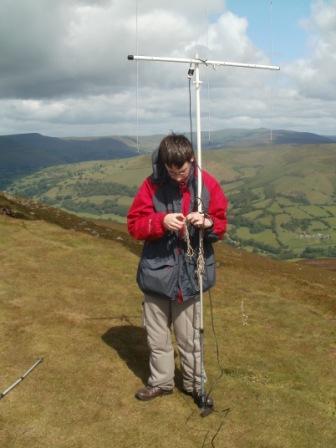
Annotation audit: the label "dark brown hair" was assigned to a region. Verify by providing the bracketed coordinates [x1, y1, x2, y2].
[158, 134, 194, 168]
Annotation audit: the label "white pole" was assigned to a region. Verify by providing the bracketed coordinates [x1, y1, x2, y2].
[194, 58, 206, 404]
[195, 60, 202, 208]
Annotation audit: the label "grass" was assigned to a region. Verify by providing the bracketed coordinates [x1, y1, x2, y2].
[241, 210, 262, 220]
[0, 200, 335, 447]
[258, 215, 273, 226]
[324, 217, 336, 227]
[302, 205, 331, 218]
[72, 210, 127, 223]
[308, 220, 329, 231]
[283, 207, 311, 219]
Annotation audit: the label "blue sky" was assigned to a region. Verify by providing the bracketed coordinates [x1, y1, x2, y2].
[0, 0, 335, 136]
[227, 0, 312, 62]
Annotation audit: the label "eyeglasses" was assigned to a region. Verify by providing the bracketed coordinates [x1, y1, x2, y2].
[165, 163, 191, 178]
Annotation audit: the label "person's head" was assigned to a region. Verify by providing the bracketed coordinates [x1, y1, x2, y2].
[158, 134, 194, 183]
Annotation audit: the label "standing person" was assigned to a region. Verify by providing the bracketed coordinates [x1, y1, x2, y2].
[127, 134, 228, 407]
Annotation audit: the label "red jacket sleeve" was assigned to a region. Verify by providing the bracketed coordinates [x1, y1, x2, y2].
[127, 178, 166, 240]
[204, 172, 228, 240]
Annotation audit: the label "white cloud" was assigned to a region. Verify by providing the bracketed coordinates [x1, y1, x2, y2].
[0, 0, 336, 136]
[286, 0, 336, 100]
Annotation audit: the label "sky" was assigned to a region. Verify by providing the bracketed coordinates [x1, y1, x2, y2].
[0, 0, 335, 137]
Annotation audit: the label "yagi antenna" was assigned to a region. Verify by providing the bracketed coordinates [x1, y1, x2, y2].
[127, 53, 279, 202]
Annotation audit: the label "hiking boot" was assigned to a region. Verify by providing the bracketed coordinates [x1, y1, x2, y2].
[135, 386, 173, 401]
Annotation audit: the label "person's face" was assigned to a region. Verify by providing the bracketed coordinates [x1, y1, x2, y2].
[165, 160, 193, 183]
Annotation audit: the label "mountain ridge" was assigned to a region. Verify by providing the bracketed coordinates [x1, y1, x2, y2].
[0, 132, 138, 188]
[1, 128, 335, 189]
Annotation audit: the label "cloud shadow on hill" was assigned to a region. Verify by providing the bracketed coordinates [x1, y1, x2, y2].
[102, 325, 183, 389]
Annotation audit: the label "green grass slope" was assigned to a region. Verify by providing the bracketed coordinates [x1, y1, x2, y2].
[7, 144, 336, 259]
[6, 156, 150, 223]
[0, 200, 335, 447]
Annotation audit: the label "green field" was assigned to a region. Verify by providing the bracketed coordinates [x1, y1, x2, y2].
[6, 144, 336, 259]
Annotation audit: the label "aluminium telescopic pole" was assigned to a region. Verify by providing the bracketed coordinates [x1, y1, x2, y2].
[0, 358, 43, 401]
[193, 57, 207, 407]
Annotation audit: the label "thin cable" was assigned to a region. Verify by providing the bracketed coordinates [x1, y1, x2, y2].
[188, 77, 193, 148]
[211, 421, 225, 448]
[201, 431, 210, 448]
[205, 3, 211, 146]
[206, 289, 225, 397]
[270, 0, 274, 64]
[135, 0, 140, 152]
[207, 71, 211, 147]
[269, 0, 273, 144]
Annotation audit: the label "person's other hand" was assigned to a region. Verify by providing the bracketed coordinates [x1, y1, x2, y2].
[186, 212, 213, 229]
[163, 213, 186, 231]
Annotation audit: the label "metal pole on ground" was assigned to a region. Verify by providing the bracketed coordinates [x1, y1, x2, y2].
[0, 358, 43, 401]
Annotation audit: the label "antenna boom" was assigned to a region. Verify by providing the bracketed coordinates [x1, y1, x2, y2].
[127, 54, 280, 71]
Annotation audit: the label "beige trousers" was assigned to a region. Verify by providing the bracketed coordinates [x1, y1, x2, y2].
[143, 294, 203, 392]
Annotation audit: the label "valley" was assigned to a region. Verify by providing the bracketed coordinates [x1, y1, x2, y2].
[6, 143, 336, 260]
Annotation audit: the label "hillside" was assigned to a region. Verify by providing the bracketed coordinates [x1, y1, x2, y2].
[0, 191, 139, 255]
[0, 133, 138, 189]
[7, 144, 336, 259]
[0, 194, 335, 448]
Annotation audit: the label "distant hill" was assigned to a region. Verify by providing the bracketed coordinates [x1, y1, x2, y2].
[0, 133, 138, 188]
[122, 128, 336, 152]
[202, 128, 336, 149]
[1, 129, 335, 190]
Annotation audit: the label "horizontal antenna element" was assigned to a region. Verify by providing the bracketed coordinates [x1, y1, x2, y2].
[127, 54, 280, 71]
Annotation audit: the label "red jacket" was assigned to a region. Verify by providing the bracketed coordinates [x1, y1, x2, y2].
[127, 162, 228, 301]
[128, 168, 228, 241]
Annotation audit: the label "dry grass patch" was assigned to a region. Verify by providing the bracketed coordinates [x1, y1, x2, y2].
[0, 215, 335, 447]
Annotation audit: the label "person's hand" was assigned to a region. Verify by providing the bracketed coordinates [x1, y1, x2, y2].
[163, 213, 186, 231]
[186, 212, 213, 229]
